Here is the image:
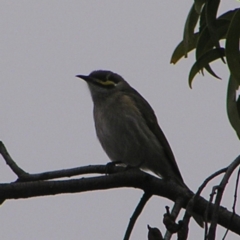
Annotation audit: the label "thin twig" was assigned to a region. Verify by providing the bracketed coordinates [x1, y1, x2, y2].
[0, 141, 123, 206]
[208, 155, 240, 240]
[194, 168, 227, 200]
[163, 206, 181, 234]
[123, 192, 152, 240]
[204, 186, 218, 240]
[188, 169, 227, 225]
[0, 140, 125, 181]
[147, 225, 163, 240]
[222, 166, 240, 240]
[182, 168, 227, 239]
[0, 141, 29, 178]
[164, 197, 185, 240]
[178, 210, 190, 240]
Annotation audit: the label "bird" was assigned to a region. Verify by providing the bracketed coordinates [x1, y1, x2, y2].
[76, 70, 185, 186]
[76, 70, 203, 227]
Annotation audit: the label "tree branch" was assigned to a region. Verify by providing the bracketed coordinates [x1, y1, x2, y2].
[123, 192, 152, 240]
[208, 155, 240, 239]
[223, 166, 240, 240]
[0, 141, 29, 178]
[1, 142, 240, 237]
[0, 141, 124, 182]
[0, 169, 239, 235]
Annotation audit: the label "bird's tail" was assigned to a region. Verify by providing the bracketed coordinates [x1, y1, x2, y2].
[167, 178, 204, 228]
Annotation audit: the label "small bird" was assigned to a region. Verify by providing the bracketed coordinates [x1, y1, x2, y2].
[76, 70, 203, 227]
[76, 70, 184, 187]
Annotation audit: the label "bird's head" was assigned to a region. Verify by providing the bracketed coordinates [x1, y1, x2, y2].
[76, 70, 130, 100]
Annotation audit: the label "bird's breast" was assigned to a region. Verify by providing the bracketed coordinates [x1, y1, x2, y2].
[93, 94, 163, 166]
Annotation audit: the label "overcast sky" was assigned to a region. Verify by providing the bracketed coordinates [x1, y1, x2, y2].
[0, 1, 239, 239]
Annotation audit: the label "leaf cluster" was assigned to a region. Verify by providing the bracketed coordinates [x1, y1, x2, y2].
[171, 0, 240, 139]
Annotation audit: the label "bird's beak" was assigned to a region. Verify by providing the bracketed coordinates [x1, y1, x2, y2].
[76, 75, 94, 83]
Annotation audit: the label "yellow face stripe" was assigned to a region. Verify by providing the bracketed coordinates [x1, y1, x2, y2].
[97, 79, 116, 86]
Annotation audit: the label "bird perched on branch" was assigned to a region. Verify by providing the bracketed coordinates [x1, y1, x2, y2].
[76, 70, 203, 227]
[76, 70, 185, 186]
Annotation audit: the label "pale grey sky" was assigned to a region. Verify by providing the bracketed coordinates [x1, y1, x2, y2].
[0, 1, 239, 239]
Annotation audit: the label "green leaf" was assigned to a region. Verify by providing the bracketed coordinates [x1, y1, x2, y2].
[225, 9, 240, 85]
[204, 65, 221, 79]
[199, 4, 207, 32]
[226, 75, 240, 139]
[205, 0, 221, 50]
[196, 19, 229, 60]
[170, 33, 199, 64]
[237, 95, 240, 119]
[218, 9, 238, 21]
[188, 48, 225, 88]
[183, 4, 200, 57]
[194, 0, 206, 14]
[195, 19, 229, 78]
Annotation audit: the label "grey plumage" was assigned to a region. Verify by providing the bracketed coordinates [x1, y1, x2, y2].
[77, 70, 184, 186]
[77, 70, 203, 227]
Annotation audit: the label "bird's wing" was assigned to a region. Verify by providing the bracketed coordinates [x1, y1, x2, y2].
[127, 88, 184, 183]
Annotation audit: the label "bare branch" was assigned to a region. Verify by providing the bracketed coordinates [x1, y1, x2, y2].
[0, 141, 125, 182]
[195, 168, 228, 199]
[147, 225, 163, 240]
[164, 198, 185, 240]
[208, 155, 240, 239]
[1, 142, 240, 237]
[178, 210, 190, 240]
[204, 185, 219, 240]
[180, 167, 227, 237]
[123, 192, 152, 240]
[0, 169, 239, 235]
[17, 165, 125, 181]
[223, 166, 240, 240]
[0, 141, 29, 178]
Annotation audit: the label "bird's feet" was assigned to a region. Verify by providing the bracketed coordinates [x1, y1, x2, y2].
[105, 161, 123, 174]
